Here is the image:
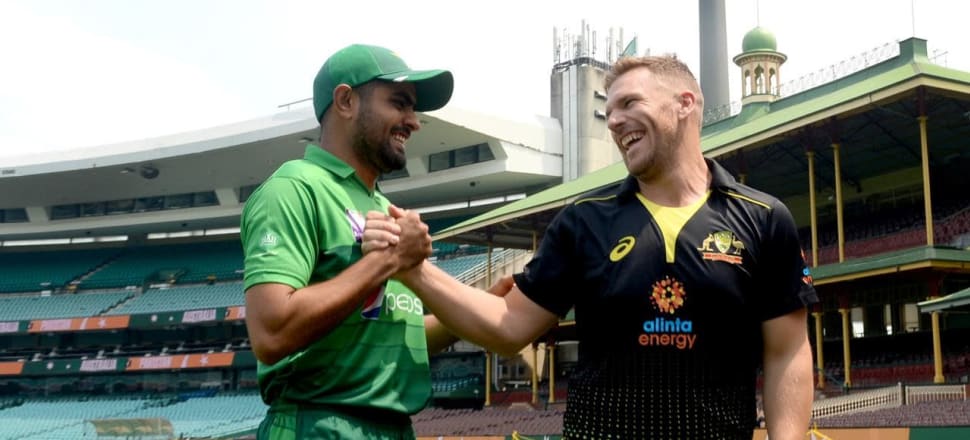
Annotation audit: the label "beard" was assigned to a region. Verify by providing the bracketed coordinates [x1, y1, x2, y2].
[624, 119, 684, 182]
[351, 103, 407, 174]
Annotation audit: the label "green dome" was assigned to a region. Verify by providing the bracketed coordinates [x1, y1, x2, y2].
[741, 27, 777, 52]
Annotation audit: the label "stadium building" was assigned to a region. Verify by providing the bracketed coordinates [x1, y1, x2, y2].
[1, 12, 970, 440]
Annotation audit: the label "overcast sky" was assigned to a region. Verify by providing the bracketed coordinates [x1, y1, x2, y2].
[0, 0, 965, 159]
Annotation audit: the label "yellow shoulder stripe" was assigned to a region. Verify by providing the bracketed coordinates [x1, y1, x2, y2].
[574, 194, 617, 205]
[719, 189, 772, 210]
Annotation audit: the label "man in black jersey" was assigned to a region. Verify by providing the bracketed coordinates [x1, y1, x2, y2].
[365, 55, 818, 440]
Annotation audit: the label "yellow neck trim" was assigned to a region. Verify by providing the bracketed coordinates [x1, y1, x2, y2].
[637, 191, 711, 263]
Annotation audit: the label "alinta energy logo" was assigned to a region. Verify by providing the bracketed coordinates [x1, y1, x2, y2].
[639, 275, 696, 350]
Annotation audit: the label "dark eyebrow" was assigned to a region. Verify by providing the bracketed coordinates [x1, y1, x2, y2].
[392, 90, 416, 108]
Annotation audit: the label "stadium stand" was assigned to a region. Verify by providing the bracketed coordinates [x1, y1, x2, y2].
[0, 291, 131, 321]
[106, 282, 244, 315]
[80, 242, 244, 290]
[0, 248, 120, 293]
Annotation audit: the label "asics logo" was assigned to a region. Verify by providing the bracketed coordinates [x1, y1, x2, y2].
[610, 236, 636, 262]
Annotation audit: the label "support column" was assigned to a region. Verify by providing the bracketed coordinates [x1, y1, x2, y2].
[932, 312, 945, 384]
[840, 307, 852, 389]
[813, 308, 826, 389]
[918, 115, 934, 246]
[838, 292, 852, 389]
[531, 343, 539, 405]
[547, 342, 556, 404]
[486, 244, 493, 286]
[807, 150, 819, 267]
[485, 351, 492, 406]
[832, 143, 846, 263]
[928, 278, 944, 383]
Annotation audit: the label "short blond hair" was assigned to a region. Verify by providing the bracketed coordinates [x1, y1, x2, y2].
[604, 54, 704, 111]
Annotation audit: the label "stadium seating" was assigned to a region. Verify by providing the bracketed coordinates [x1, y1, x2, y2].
[0, 248, 119, 293]
[106, 282, 244, 315]
[80, 242, 243, 290]
[0, 291, 131, 321]
[433, 253, 490, 277]
[0, 396, 158, 440]
[121, 392, 266, 438]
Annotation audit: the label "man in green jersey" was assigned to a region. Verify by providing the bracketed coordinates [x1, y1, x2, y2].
[241, 44, 507, 440]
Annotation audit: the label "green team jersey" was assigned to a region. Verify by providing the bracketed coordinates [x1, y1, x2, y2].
[241, 145, 431, 415]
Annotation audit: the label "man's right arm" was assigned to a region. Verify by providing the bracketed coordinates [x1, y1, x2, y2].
[242, 180, 429, 366]
[363, 208, 560, 357]
[245, 251, 403, 366]
[400, 261, 560, 357]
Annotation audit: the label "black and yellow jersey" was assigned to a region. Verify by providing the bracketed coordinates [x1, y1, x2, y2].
[514, 159, 818, 439]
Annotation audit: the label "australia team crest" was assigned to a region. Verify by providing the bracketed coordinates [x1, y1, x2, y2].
[697, 230, 744, 265]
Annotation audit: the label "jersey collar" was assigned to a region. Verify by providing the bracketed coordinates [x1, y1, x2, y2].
[707, 159, 739, 190]
[617, 158, 739, 202]
[303, 144, 356, 179]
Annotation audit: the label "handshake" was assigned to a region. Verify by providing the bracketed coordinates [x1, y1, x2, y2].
[361, 205, 433, 273]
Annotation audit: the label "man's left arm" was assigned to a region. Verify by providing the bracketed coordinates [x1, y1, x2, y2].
[761, 307, 813, 440]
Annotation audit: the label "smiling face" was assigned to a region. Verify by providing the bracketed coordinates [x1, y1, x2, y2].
[350, 80, 420, 174]
[605, 67, 686, 181]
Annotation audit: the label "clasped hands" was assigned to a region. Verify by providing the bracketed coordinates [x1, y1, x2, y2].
[362, 205, 432, 273]
[362, 205, 516, 295]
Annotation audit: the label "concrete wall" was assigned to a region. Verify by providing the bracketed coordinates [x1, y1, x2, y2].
[551, 63, 621, 182]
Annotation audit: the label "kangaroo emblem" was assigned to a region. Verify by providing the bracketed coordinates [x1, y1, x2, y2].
[697, 234, 715, 252]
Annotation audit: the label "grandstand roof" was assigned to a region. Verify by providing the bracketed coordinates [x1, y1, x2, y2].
[435, 37, 970, 251]
[918, 285, 970, 313]
[810, 246, 970, 285]
[0, 105, 562, 240]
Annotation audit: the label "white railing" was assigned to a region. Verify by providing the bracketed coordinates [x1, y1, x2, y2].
[905, 384, 967, 404]
[812, 384, 903, 419]
[778, 42, 900, 98]
[812, 383, 967, 419]
[455, 249, 529, 285]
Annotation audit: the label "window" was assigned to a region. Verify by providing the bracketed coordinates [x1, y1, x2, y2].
[0, 208, 27, 223]
[134, 197, 164, 212]
[50, 205, 80, 220]
[80, 202, 105, 217]
[105, 199, 135, 215]
[427, 143, 494, 172]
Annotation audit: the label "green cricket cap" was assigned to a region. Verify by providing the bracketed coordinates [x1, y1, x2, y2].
[313, 44, 454, 122]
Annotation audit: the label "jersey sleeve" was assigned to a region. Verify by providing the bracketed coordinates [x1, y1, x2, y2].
[754, 201, 819, 321]
[513, 207, 581, 317]
[241, 177, 319, 291]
